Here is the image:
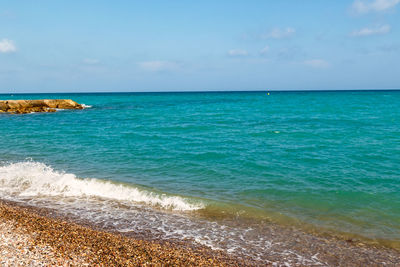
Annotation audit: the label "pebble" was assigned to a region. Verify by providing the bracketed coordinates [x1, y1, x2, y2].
[0, 201, 250, 266]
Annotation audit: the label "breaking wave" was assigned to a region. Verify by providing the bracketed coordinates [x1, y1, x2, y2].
[0, 161, 203, 211]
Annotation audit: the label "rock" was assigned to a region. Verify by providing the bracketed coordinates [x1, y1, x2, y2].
[56, 99, 83, 109]
[43, 99, 59, 108]
[16, 100, 32, 109]
[0, 99, 84, 114]
[43, 99, 83, 109]
[5, 100, 21, 110]
[29, 100, 46, 107]
[0, 101, 8, 111]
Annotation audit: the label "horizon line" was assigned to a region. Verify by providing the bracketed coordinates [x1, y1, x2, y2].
[0, 88, 400, 94]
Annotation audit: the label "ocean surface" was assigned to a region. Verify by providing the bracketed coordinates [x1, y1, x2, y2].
[1, 91, 400, 263]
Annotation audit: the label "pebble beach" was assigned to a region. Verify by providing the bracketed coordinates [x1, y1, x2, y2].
[0, 201, 248, 266]
[1, 199, 400, 266]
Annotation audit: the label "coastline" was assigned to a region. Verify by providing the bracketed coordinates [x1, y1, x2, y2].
[0, 200, 249, 266]
[1, 199, 400, 266]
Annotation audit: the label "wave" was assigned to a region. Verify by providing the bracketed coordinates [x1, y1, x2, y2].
[0, 161, 344, 265]
[0, 161, 203, 211]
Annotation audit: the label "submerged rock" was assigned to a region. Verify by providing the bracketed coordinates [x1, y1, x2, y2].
[0, 99, 84, 114]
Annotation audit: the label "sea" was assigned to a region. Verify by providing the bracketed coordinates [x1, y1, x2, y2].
[1, 91, 399, 264]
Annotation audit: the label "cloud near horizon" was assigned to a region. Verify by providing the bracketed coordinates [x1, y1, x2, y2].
[228, 49, 248, 57]
[351, 25, 391, 36]
[0, 39, 16, 53]
[352, 0, 400, 14]
[261, 27, 296, 39]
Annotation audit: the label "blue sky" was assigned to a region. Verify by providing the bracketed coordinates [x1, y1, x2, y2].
[0, 0, 399, 92]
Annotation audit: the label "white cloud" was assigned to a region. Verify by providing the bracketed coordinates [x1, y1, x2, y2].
[261, 27, 296, 39]
[304, 59, 330, 68]
[351, 24, 391, 36]
[260, 45, 270, 55]
[83, 58, 100, 65]
[228, 49, 248, 57]
[139, 61, 180, 72]
[352, 0, 400, 14]
[0, 39, 16, 53]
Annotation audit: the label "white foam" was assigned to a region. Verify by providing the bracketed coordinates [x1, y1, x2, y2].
[0, 161, 203, 211]
[81, 104, 92, 108]
[0, 161, 328, 265]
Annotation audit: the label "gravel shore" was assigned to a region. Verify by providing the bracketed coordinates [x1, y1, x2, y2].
[0, 201, 249, 266]
[1, 199, 400, 266]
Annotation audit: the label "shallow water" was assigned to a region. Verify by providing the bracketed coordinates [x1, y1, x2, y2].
[1, 91, 400, 261]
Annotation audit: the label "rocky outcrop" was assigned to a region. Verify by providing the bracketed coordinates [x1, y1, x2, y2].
[0, 99, 84, 114]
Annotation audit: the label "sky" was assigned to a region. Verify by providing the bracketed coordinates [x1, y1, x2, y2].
[0, 0, 399, 93]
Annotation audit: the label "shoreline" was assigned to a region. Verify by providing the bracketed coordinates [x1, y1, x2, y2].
[196, 203, 400, 252]
[0, 200, 250, 266]
[1, 199, 399, 266]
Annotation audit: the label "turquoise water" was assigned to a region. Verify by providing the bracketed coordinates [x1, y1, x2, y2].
[1, 91, 400, 249]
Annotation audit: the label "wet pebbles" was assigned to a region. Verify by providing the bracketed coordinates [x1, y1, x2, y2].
[0, 201, 249, 266]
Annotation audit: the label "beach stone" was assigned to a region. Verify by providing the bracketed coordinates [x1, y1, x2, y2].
[0, 201, 249, 266]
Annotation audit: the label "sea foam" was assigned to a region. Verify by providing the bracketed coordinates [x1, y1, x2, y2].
[0, 161, 203, 211]
[0, 161, 327, 265]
